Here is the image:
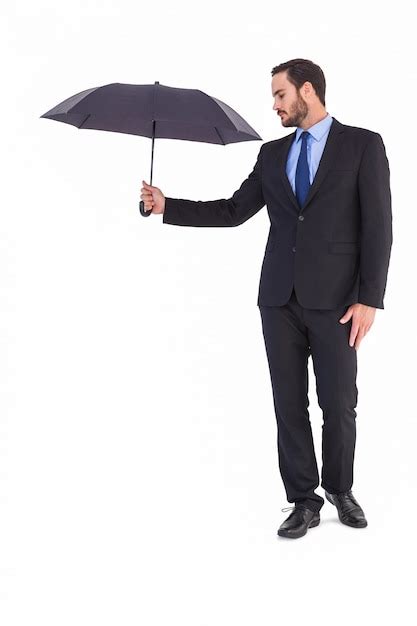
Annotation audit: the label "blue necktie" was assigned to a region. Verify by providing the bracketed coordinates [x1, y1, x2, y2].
[295, 131, 311, 209]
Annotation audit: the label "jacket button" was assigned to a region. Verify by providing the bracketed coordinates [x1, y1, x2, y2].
[292, 246, 296, 252]
[298, 215, 304, 221]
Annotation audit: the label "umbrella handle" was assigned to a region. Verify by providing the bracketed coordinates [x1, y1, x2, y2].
[139, 200, 152, 217]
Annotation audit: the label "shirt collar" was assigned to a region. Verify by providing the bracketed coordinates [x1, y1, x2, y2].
[295, 113, 333, 142]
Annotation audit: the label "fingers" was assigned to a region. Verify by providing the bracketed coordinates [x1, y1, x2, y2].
[350, 323, 370, 349]
[140, 190, 153, 201]
[343, 305, 375, 349]
[354, 328, 366, 350]
[141, 180, 153, 198]
[349, 325, 358, 348]
[141, 179, 154, 210]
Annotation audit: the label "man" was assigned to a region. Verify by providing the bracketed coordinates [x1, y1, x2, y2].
[140, 58, 393, 540]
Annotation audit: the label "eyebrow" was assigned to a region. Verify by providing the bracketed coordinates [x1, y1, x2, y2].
[272, 89, 285, 97]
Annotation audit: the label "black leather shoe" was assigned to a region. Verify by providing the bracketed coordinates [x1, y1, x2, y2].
[277, 504, 320, 539]
[325, 490, 368, 528]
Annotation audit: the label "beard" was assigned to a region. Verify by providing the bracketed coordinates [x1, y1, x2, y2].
[280, 94, 308, 127]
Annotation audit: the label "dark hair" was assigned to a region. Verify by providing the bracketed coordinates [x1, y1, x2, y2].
[271, 59, 326, 107]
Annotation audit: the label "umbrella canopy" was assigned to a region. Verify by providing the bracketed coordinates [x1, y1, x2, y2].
[40, 81, 262, 215]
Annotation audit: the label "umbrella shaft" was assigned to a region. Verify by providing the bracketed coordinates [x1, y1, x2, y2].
[150, 120, 156, 185]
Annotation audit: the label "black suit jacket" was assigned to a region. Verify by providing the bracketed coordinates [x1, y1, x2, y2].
[162, 117, 393, 309]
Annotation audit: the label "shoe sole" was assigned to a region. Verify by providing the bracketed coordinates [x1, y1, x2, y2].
[325, 492, 368, 528]
[277, 516, 320, 539]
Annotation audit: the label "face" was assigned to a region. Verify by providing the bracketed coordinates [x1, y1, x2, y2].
[271, 71, 308, 128]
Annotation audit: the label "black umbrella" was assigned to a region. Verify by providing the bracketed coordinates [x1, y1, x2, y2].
[40, 81, 262, 216]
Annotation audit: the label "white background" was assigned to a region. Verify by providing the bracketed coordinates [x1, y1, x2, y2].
[1, 1, 415, 624]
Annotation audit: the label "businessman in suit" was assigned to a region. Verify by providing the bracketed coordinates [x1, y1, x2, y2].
[140, 58, 393, 539]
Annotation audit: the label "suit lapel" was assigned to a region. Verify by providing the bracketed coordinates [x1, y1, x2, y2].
[277, 117, 345, 215]
[277, 131, 299, 212]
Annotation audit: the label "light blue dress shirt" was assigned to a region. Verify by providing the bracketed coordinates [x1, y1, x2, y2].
[286, 113, 333, 195]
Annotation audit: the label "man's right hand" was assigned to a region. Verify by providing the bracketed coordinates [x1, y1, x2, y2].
[140, 180, 165, 214]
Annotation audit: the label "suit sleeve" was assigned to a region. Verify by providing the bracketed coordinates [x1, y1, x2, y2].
[162, 145, 265, 227]
[357, 133, 393, 309]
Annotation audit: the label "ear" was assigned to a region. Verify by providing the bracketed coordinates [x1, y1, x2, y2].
[303, 81, 314, 97]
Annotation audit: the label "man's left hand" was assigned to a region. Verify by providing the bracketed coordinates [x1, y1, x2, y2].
[339, 304, 376, 350]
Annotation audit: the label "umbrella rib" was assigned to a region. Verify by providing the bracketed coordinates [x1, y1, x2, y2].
[214, 126, 225, 145]
[78, 114, 91, 129]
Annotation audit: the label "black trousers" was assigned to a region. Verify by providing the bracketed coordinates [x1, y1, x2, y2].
[259, 286, 358, 513]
